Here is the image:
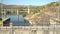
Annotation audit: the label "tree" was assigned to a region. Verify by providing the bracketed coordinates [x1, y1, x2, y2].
[6, 11, 11, 15]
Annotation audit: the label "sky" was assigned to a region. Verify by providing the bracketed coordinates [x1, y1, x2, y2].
[0, 0, 60, 6]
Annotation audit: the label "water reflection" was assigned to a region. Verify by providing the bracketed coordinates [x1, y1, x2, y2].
[0, 15, 30, 26]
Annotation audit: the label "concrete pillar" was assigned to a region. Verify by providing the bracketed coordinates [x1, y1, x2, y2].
[43, 30, 49, 34]
[17, 9, 19, 15]
[37, 30, 43, 34]
[49, 31, 54, 34]
[3, 9, 6, 18]
[11, 9, 13, 14]
[10, 23, 13, 27]
[28, 6, 30, 14]
[49, 27, 56, 34]
[56, 29, 60, 34]
[10, 23, 14, 34]
[31, 30, 36, 34]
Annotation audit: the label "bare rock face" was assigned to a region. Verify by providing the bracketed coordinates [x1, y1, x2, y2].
[25, 12, 51, 26]
[24, 2, 60, 26]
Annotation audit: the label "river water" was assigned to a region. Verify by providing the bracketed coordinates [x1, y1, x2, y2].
[0, 15, 30, 26]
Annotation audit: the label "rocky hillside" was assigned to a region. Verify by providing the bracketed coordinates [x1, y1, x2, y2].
[25, 2, 60, 26]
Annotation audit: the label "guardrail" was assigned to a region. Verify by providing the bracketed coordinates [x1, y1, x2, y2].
[0, 24, 60, 34]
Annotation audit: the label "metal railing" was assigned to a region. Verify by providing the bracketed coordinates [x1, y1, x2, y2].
[0, 24, 60, 34]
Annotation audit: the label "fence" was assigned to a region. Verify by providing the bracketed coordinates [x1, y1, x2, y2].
[0, 24, 60, 34]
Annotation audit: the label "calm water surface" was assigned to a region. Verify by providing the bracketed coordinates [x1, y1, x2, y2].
[0, 15, 30, 26]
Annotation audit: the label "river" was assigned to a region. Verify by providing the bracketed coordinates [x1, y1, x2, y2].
[0, 15, 30, 26]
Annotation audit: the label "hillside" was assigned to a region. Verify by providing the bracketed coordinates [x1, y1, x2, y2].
[0, 3, 38, 9]
[25, 2, 60, 26]
[0, 3, 38, 16]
